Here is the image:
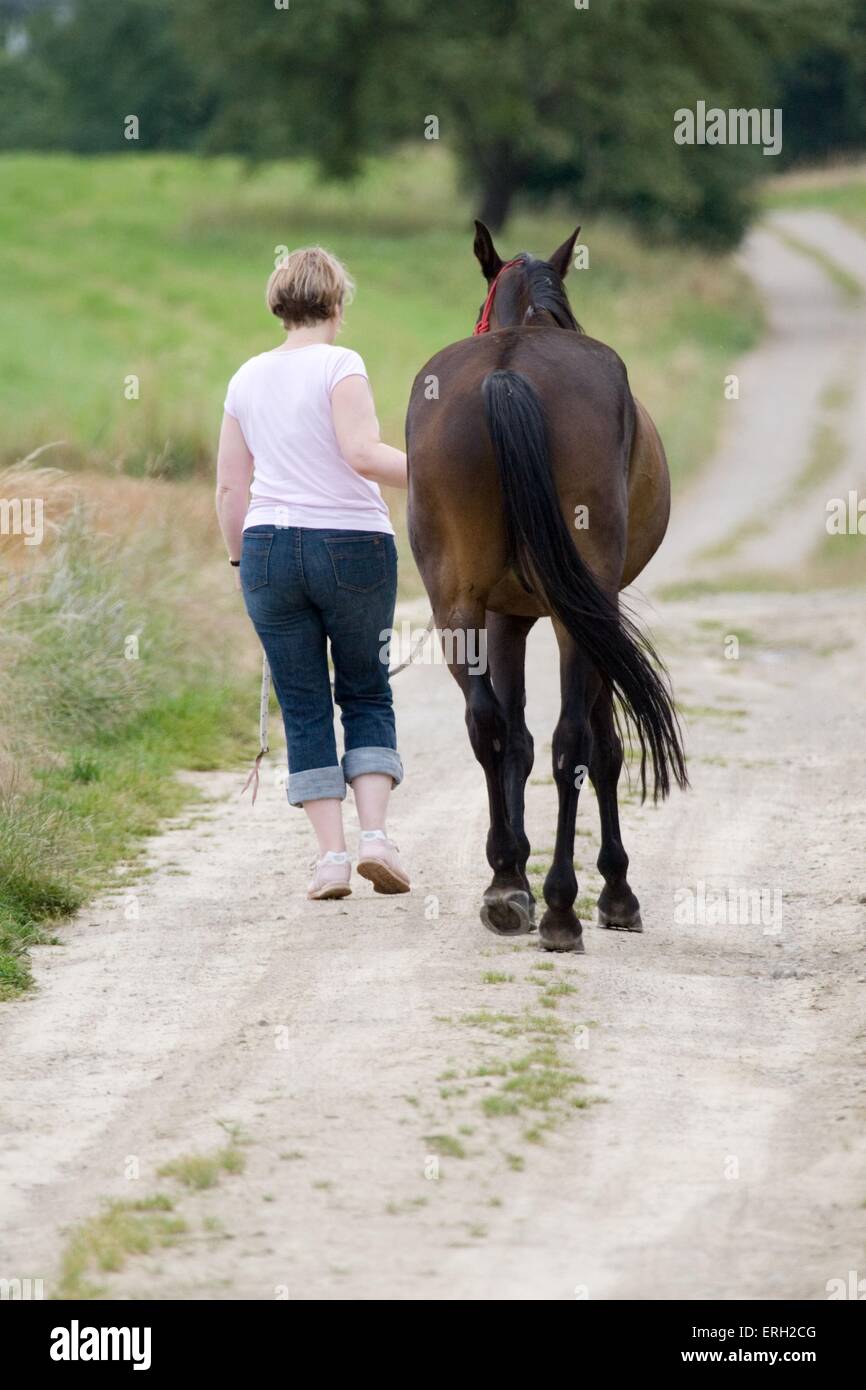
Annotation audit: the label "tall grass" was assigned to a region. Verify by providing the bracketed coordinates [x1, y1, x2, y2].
[0, 474, 254, 997]
[4, 506, 167, 737]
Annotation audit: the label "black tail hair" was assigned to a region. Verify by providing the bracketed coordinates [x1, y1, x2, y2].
[482, 368, 687, 801]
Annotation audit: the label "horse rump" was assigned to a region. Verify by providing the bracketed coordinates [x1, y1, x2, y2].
[482, 368, 687, 801]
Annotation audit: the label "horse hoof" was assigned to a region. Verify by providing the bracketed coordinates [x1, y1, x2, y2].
[539, 909, 584, 953]
[597, 906, 643, 933]
[480, 890, 533, 937]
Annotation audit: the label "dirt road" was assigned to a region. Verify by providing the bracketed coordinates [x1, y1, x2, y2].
[2, 212, 865, 1301]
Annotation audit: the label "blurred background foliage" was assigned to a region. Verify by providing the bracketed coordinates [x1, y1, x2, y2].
[0, 0, 861, 246]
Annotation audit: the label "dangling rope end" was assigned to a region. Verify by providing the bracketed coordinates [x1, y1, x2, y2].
[241, 747, 268, 806]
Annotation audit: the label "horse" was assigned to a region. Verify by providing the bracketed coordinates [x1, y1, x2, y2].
[405, 220, 688, 953]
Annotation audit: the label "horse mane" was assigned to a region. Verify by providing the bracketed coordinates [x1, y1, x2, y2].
[521, 255, 582, 333]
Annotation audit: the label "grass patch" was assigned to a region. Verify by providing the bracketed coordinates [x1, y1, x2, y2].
[502, 1066, 585, 1109]
[539, 981, 579, 1009]
[157, 1144, 246, 1190]
[764, 162, 866, 236]
[423, 1133, 466, 1160]
[769, 225, 864, 302]
[57, 1195, 187, 1299]
[695, 513, 770, 563]
[472, 1061, 509, 1078]
[694, 620, 758, 647]
[479, 1046, 588, 1122]
[680, 704, 747, 723]
[523, 1013, 571, 1039]
[0, 683, 252, 997]
[792, 416, 847, 497]
[453, 994, 590, 1143]
[461, 1010, 519, 1032]
[482, 1094, 521, 1117]
[804, 521, 866, 587]
[659, 573, 799, 600]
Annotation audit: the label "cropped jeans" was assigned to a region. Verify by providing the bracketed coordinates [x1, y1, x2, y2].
[240, 526, 403, 807]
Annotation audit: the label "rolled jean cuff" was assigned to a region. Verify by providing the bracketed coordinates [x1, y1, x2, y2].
[342, 745, 404, 789]
[287, 765, 347, 807]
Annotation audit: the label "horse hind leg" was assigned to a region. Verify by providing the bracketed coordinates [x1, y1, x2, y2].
[438, 602, 533, 937]
[486, 611, 537, 920]
[589, 688, 642, 932]
[539, 626, 597, 953]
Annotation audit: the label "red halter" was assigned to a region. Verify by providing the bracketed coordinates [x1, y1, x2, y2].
[473, 258, 523, 335]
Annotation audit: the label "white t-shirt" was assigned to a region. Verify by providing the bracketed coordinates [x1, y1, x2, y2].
[224, 343, 394, 535]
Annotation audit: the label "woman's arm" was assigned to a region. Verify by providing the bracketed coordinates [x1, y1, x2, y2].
[215, 412, 254, 562]
[331, 375, 407, 489]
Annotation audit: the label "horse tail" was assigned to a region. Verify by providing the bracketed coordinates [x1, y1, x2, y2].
[481, 368, 687, 802]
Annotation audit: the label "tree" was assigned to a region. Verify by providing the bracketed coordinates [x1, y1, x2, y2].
[174, 0, 839, 244]
[1, 0, 855, 245]
[0, 0, 213, 153]
[776, 0, 866, 165]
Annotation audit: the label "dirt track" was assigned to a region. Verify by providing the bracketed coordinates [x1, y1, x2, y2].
[2, 212, 865, 1301]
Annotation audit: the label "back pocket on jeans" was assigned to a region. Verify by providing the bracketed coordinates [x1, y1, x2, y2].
[324, 535, 387, 593]
[240, 531, 273, 592]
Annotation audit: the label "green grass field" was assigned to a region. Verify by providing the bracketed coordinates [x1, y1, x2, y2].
[0, 148, 760, 484]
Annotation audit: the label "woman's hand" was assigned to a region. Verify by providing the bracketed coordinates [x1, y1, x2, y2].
[331, 376, 408, 488]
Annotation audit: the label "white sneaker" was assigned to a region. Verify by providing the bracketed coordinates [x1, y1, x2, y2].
[307, 851, 352, 900]
[356, 830, 411, 895]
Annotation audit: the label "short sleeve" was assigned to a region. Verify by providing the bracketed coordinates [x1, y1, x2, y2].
[224, 368, 242, 419]
[326, 347, 368, 394]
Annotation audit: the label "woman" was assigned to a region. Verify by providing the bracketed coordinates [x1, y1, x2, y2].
[216, 247, 410, 901]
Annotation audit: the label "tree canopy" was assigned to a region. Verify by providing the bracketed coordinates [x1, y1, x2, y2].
[0, 0, 861, 245]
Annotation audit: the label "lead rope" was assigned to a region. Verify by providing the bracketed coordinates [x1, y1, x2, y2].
[386, 612, 435, 676]
[241, 614, 435, 805]
[240, 650, 273, 805]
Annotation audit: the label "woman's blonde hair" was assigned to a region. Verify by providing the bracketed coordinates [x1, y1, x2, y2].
[265, 246, 355, 329]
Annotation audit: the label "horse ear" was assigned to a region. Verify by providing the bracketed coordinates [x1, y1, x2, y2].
[548, 226, 581, 279]
[474, 220, 504, 281]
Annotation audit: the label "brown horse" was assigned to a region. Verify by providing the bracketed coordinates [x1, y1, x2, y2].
[406, 221, 687, 952]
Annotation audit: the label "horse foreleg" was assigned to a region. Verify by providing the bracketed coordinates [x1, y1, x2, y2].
[439, 602, 533, 937]
[589, 688, 643, 932]
[540, 626, 598, 953]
